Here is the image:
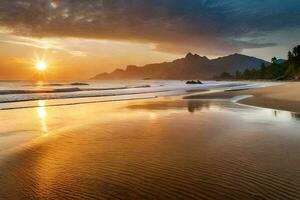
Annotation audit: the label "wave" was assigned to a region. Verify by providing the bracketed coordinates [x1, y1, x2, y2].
[22, 82, 89, 87]
[0, 88, 81, 95]
[0, 88, 177, 105]
[0, 81, 248, 106]
[0, 95, 157, 110]
[0, 85, 152, 95]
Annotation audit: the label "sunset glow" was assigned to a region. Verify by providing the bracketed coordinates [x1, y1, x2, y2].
[0, 1, 300, 199]
[0, 1, 299, 80]
[36, 61, 47, 71]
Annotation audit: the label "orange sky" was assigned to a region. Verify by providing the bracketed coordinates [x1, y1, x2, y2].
[0, 30, 179, 80]
[0, 28, 296, 80]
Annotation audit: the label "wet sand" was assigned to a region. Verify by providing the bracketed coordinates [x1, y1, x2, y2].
[0, 97, 300, 199]
[185, 82, 300, 113]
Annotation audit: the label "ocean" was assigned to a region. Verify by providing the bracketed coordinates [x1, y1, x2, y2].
[0, 80, 266, 110]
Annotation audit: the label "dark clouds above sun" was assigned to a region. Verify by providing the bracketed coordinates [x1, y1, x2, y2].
[1, 0, 300, 54]
[0, 0, 299, 79]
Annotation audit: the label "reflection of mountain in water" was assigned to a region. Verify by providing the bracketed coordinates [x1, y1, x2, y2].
[273, 110, 300, 121]
[127, 100, 219, 113]
[127, 99, 251, 113]
[187, 101, 210, 113]
[291, 113, 300, 120]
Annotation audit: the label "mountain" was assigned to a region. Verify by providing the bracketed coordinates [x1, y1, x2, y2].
[93, 53, 269, 80]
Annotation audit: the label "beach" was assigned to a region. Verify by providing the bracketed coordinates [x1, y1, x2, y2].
[186, 82, 300, 113]
[1, 0, 300, 199]
[0, 82, 299, 199]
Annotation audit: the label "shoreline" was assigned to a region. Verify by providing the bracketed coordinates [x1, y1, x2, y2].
[184, 82, 300, 113]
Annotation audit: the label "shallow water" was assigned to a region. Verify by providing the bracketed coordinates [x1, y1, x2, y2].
[0, 80, 231, 104]
[0, 97, 299, 199]
[0, 80, 278, 110]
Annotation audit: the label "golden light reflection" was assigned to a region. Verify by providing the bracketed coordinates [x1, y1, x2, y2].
[37, 100, 48, 134]
[36, 81, 44, 86]
[149, 112, 157, 120]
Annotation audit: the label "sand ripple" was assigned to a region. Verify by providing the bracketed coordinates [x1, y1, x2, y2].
[0, 100, 299, 199]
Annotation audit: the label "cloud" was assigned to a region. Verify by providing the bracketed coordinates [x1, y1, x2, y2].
[0, 0, 299, 55]
[0, 32, 89, 57]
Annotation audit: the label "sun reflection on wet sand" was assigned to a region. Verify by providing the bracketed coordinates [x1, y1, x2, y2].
[0, 98, 300, 199]
[37, 100, 48, 134]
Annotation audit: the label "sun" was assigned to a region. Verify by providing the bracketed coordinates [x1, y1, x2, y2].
[36, 61, 47, 71]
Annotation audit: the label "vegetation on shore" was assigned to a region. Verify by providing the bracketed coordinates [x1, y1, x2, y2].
[215, 45, 300, 80]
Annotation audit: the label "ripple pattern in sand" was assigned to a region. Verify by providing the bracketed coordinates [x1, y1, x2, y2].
[0, 101, 300, 200]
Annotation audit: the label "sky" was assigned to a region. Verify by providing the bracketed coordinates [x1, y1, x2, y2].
[0, 0, 300, 80]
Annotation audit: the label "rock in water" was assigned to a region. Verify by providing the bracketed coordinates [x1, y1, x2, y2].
[186, 80, 203, 84]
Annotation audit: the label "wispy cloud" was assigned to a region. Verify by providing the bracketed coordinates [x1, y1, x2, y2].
[0, 33, 87, 57]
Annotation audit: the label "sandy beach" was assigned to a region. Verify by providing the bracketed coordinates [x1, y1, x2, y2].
[185, 82, 300, 113]
[0, 85, 300, 199]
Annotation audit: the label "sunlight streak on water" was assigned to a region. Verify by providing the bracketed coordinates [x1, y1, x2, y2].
[37, 100, 48, 134]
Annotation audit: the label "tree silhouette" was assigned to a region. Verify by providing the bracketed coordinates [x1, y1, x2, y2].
[271, 57, 277, 64]
[260, 63, 267, 79]
[215, 44, 299, 80]
[288, 51, 293, 62]
[293, 45, 300, 57]
[235, 70, 242, 79]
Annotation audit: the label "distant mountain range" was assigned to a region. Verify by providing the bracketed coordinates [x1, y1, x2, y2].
[93, 53, 270, 80]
